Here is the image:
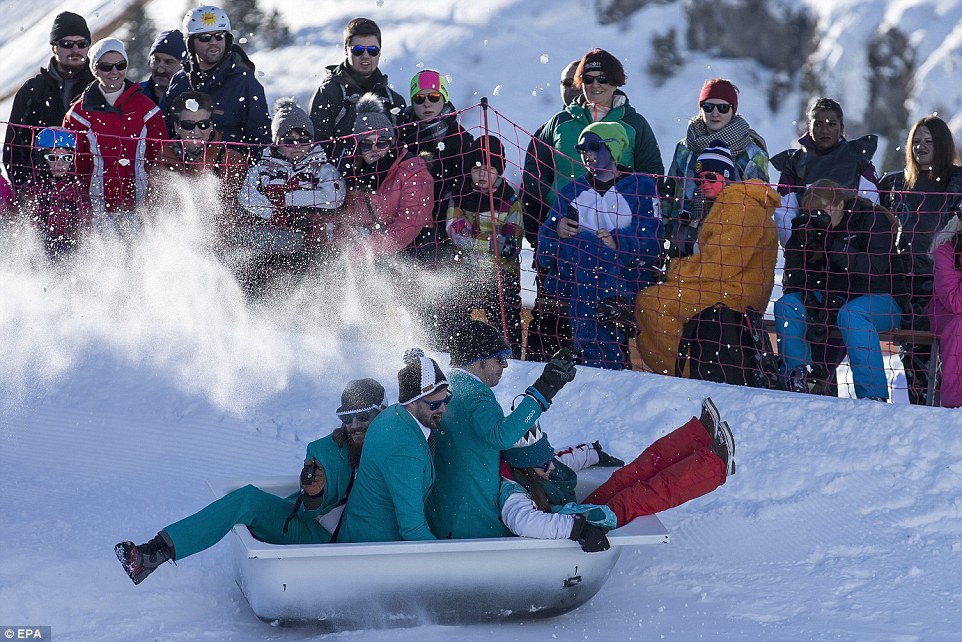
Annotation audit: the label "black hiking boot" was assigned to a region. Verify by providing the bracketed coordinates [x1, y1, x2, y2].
[115, 531, 175, 585]
[699, 397, 721, 442]
[710, 420, 736, 478]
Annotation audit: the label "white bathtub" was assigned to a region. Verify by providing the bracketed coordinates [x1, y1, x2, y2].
[207, 468, 669, 628]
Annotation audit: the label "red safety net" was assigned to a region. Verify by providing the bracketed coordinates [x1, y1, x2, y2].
[2, 101, 959, 406]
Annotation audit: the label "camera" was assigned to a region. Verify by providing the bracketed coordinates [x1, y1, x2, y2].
[300, 460, 317, 487]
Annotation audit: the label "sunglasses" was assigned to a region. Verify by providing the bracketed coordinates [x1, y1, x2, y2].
[57, 39, 89, 49]
[177, 118, 212, 131]
[96, 60, 128, 72]
[493, 354, 509, 366]
[576, 138, 616, 154]
[358, 138, 391, 152]
[280, 134, 311, 145]
[43, 152, 74, 163]
[340, 410, 374, 424]
[350, 45, 380, 56]
[195, 32, 227, 43]
[700, 102, 732, 114]
[421, 390, 453, 411]
[412, 92, 443, 105]
[698, 172, 722, 183]
[561, 78, 574, 88]
[540, 460, 552, 473]
[581, 74, 609, 85]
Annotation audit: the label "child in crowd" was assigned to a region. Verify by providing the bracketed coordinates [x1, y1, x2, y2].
[538, 122, 662, 370]
[18, 127, 91, 257]
[446, 135, 525, 357]
[238, 98, 345, 257]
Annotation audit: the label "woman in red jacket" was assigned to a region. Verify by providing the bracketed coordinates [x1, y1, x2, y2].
[63, 38, 169, 236]
[339, 93, 434, 259]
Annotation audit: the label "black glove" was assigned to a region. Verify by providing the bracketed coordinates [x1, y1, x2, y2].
[530, 348, 577, 405]
[500, 235, 519, 260]
[569, 513, 611, 553]
[592, 441, 625, 467]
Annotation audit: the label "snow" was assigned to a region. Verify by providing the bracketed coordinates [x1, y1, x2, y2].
[1, 188, 962, 641]
[1, 1, 962, 639]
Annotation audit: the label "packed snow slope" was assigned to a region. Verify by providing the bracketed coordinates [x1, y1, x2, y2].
[0, 193, 961, 641]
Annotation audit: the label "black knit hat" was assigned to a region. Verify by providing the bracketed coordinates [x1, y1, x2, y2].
[336, 378, 386, 417]
[465, 135, 505, 175]
[50, 12, 91, 44]
[398, 348, 448, 405]
[449, 320, 511, 367]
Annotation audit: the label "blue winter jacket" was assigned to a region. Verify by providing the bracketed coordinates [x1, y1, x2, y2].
[162, 45, 270, 148]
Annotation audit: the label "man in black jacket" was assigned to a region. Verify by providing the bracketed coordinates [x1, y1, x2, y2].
[3, 12, 95, 189]
[309, 17, 405, 160]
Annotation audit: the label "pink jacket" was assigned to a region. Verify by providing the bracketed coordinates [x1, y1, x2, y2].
[341, 152, 434, 257]
[930, 241, 962, 330]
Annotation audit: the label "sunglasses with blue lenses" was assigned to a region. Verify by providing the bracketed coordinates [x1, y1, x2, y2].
[339, 410, 373, 424]
[421, 390, 453, 411]
[350, 45, 380, 56]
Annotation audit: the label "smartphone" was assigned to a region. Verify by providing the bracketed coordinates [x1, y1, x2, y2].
[566, 204, 579, 224]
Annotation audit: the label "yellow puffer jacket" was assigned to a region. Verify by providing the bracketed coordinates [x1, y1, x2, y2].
[635, 179, 779, 374]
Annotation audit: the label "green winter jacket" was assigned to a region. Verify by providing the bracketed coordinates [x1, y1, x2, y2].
[337, 404, 437, 542]
[427, 369, 544, 539]
[522, 91, 663, 227]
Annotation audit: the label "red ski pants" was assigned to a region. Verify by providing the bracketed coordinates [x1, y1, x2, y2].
[584, 417, 726, 526]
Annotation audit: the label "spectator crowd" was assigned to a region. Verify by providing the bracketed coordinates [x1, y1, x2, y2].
[2, 8, 961, 409]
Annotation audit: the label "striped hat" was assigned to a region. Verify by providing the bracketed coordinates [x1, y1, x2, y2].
[694, 141, 735, 179]
[398, 348, 448, 405]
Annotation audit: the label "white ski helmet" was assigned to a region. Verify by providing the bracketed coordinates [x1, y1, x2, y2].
[183, 6, 231, 36]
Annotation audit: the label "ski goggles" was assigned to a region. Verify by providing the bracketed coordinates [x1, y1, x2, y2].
[350, 45, 380, 57]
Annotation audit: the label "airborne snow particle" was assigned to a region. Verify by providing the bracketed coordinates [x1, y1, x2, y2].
[493, 85, 502, 96]
[539, 54, 549, 64]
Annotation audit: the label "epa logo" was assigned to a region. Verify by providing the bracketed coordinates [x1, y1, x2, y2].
[3, 628, 49, 640]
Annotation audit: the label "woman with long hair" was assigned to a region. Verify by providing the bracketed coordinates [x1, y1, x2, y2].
[880, 116, 962, 403]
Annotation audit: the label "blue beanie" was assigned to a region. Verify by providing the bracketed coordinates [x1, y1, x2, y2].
[502, 424, 554, 469]
[150, 30, 186, 61]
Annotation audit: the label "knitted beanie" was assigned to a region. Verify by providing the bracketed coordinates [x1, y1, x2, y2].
[448, 320, 511, 367]
[88, 38, 128, 73]
[397, 348, 448, 405]
[271, 97, 314, 142]
[502, 424, 554, 469]
[580, 121, 629, 163]
[353, 93, 396, 141]
[464, 135, 506, 175]
[699, 78, 739, 114]
[336, 378, 386, 416]
[50, 12, 91, 44]
[150, 30, 186, 61]
[409, 69, 449, 103]
[694, 141, 736, 179]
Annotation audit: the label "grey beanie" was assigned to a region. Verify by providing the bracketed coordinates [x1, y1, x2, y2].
[271, 97, 314, 142]
[397, 348, 448, 405]
[88, 38, 128, 73]
[352, 93, 395, 141]
[336, 378, 386, 416]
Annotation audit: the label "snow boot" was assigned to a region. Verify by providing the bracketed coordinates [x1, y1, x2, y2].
[711, 420, 736, 478]
[699, 397, 721, 442]
[115, 530, 175, 585]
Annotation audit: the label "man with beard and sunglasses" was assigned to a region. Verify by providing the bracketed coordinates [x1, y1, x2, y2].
[635, 142, 779, 376]
[3, 12, 95, 189]
[309, 17, 406, 159]
[337, 350, 450, 543]
[114, 378, 386, 585]
[161, 5, 271, 150]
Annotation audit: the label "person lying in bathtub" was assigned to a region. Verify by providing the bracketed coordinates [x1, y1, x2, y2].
[499, 397, 735, 546]
[114, 378, 386, 585]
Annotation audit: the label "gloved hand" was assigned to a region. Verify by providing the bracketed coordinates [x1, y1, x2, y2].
[529, 348, 577, 406]
[592, 441, 625, 467]
[569, 513, 611, 553]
